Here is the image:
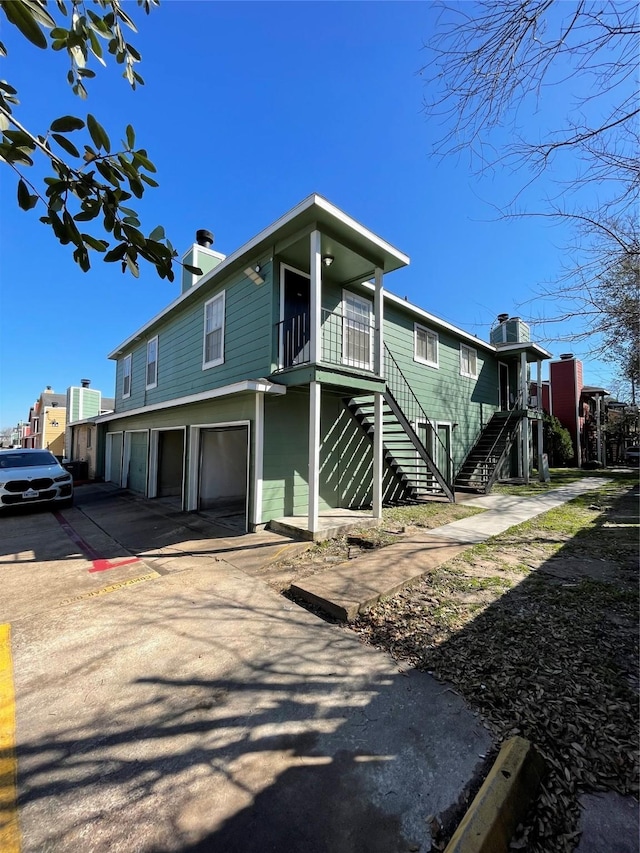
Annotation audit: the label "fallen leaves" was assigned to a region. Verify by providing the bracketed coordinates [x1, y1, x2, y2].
[352, 479, 639, 852]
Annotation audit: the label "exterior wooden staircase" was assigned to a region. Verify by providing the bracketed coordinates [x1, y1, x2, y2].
[344, 346, 455, 504]
[454, 410, 521, 494]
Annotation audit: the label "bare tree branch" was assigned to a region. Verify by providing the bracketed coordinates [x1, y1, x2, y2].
[422, 0, 640, 393]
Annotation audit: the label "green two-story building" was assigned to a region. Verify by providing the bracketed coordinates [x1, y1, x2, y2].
[97, 195, 550, 538]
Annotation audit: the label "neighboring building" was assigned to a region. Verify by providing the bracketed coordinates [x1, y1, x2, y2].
[0, 426, 24, 448]
[96, 194, 551, 538]
[23, 387, 66, 457]
[530, 354, 608, 466]
[66, 379, 115, 479]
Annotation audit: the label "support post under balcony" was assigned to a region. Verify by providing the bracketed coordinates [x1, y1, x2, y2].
[536, 358, 544, 477]
[374, 266, 384, 376]
[310, 230, 322, 365]
[308, 380, 321, 534]
[521, 350, 529, 483]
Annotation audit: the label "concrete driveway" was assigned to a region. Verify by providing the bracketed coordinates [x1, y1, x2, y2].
[1, 485, 491, 852]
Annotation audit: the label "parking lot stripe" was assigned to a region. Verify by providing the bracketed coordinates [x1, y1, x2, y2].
[0, 624, 20, 853]
[53, 511, 141, 574]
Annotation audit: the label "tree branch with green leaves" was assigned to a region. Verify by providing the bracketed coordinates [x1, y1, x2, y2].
[0, 0, 200, 280]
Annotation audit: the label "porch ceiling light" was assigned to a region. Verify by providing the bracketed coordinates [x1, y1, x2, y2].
[244, 265, 265, 286]
[321, 254, 334, 267]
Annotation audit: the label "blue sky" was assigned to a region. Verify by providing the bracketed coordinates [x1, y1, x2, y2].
[0, 1, 620, 427]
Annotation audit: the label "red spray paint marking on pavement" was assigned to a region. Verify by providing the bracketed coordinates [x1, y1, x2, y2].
[54, 512, 140, 573]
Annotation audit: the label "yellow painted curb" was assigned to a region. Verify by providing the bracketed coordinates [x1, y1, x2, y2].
[445, 736, 546, 853]
[0, 623, 20, 853]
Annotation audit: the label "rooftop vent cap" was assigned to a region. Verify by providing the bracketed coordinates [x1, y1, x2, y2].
[196, 229, 214, 249]
[559, 353, 574, 360]
[497, 313, 509, 323]
[81, 379, 91, 388]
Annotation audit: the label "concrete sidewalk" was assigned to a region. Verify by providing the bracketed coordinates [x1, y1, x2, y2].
[291, 478, 611, 621]
[429, 478, 612, 544]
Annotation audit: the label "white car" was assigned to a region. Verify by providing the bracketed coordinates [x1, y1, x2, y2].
[625, 445, 640, 466]
[0, 449, 74, 511]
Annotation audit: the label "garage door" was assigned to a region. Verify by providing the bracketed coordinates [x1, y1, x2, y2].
[127, 432, 148, 494]
[199, 426, 248, 522]
[107, 433, 123, 485]
[158, 430, 184, 498]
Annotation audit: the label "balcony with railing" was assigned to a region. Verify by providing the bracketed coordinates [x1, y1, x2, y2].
[273, 308, 378, 377]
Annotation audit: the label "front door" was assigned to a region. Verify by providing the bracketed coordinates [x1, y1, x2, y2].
[282, 267, 310, 367]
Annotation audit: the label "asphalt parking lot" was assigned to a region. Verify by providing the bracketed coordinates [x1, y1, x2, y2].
[1, 484, 491, 853]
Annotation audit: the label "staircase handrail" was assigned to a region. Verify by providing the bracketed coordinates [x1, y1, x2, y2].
[384, 345, 454, 483]
[483, 408, 521, 463]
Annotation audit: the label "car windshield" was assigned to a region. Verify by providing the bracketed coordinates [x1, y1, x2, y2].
[0, 451, 58, 468]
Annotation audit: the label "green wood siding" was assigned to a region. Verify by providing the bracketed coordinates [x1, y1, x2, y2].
[320, 392, 373, 508]
[383, 303, 499, 473]
[262, 388, 404, 520]
[67, 386, 100, 422]
[114, 263, 274, 413]
[263, 390, 313, 519]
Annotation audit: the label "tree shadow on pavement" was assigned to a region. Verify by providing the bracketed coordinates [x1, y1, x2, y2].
[9, 577, 491, 853]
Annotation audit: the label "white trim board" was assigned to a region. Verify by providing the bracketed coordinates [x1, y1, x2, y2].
[97, 380, 287, 423]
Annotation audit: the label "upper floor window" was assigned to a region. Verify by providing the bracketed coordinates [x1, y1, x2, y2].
[460, 344, 478, 378]
[87, 428, 92, 449]
[123, 353, 132, 398]
[203, 291, 225, 369]
[146, 335, 158, 389]
[414, 323, 439, 368]
[342, 290, 373, 370]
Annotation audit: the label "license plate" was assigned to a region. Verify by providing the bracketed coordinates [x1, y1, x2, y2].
[22, 488, 39, 499]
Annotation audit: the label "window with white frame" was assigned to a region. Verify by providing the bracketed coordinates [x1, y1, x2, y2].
[123, 353, 132, 398]
[342, 290, 372, 370]
[460, 344, 478, 378]
[203, 291, 225, 368]
[146, 335, 158, 389]
[414, 323, 439, 367]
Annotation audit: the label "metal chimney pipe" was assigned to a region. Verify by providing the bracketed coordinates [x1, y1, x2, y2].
[196, 229, 214, 249]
